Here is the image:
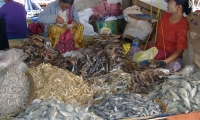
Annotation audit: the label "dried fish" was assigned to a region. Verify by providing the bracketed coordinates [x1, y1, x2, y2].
[148, 77, 200, 114]
[92, 93, 163, 120]
[14, 99, 102, 120]
[28, 64, 93, 106]
[0, 67, 30, 116]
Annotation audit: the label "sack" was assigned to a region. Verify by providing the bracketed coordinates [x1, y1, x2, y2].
[187, 12, 200, 67]
[133, 47, 158, 63]
[123, 5, 152, 41]
[0, 48, 28, 69]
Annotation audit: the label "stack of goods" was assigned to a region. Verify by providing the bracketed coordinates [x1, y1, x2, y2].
[28, 64, 94, 106]
[92, 93, 164, 120]
[0, 67, 30, 116]
[148, 77, 200, 114]
[14, 99, 102, 120]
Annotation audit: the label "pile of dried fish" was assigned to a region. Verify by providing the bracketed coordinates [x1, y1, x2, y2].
[21, 35, 73, 70]
[0, 67, 30, 116]
[14, 99, 103, 120]
[74, 42, 127, 78]
[21, 35, 127, 78]
[148, 77, 200, 114]
[92, 93, 163, 120]
[28, 64, 93, 106]
[87, 68, 133, 98]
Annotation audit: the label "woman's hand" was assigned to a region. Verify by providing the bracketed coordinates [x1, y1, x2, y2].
[71, 20, 77, 27]
[56, 16, 64, 24]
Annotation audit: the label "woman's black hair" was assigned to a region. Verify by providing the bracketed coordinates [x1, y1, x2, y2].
[166, 0, 191, 15]
[59, 0, 74, 4]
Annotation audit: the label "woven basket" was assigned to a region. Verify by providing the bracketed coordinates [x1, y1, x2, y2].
[0, 72, 35, 118]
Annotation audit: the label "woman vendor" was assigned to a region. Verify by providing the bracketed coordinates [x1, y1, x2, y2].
[38, 0, 84, 53]
[131, 0, 191, 72]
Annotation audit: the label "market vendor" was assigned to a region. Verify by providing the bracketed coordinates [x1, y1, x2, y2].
[0, 0, 27, 39]
[37, 0, 84, 53]
[131, 0, 191, 72]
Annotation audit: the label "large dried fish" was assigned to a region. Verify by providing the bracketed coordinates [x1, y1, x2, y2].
[148, 77, 200, 114]
[14, 99, 103, 120]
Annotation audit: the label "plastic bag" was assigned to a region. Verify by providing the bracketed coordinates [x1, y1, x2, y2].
[0, 48, 28, 69]
[177, 64, 195, 77]
[123, 5, 152, 41]
[132, 47, 158, 63]
[100, 24, 112, 35]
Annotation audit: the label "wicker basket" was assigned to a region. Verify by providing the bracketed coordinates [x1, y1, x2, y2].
[0, 72, 35, 118]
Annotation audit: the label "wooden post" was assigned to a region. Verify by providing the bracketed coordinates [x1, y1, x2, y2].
[122, 0, 132, 10]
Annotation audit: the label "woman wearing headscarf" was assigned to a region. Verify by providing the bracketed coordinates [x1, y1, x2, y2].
[38, 0, 84, 53]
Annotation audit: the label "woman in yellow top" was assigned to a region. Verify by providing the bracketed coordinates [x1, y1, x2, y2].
[38, 0, 84, 53]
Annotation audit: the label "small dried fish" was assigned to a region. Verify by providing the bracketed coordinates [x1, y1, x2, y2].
[0, 67, 30, 116]
[92, 93, 163, 120]
[28, 64, 93, 106]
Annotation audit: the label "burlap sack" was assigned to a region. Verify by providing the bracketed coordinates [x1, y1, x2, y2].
[187, 12, 200, 67]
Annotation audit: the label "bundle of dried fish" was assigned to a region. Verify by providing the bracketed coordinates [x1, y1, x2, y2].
[92, 93, 163, 120]
[14, 99, 103, 120]
[148, 77, 200, 114]
[28, 64, 93, 106]
[0, 67, 30, 116]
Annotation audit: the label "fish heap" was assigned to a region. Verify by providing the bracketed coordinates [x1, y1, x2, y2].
[28, 64, 94, 106]
[148, 77, 200, 114]
[92, 93, 163, 120]
[21, 35, 73, 70]
[21, 35, 127, 78]
[121, 61, 167, 93]
[67, 41, 127, 78]
[87, 68, 133, 98]
[14, 99, 103, 120]
[0, 67, 30, 116]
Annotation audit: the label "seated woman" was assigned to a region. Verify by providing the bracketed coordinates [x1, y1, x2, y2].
[38, 0, 84, 53]
[131, 0, 191, 72]
[0, 0, 27, 39]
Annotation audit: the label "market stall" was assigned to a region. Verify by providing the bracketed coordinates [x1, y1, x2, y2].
[1, 0, 200, 120]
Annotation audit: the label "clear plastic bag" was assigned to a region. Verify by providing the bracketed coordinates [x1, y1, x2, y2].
[0, 48, 28, 69]
[177, 64, 195, 77]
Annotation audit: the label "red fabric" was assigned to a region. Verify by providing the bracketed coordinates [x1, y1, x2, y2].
[28, 22, 44, 34]
[56, 7, 76, 53]
[156, 12, 188, 53]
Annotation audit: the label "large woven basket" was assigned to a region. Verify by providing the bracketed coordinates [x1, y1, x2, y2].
[0, 72, 35, 119]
